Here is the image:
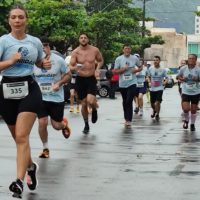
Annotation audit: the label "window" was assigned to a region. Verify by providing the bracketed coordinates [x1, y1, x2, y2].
[188, 43, 200, 58]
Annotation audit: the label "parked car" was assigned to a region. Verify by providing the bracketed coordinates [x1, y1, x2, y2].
[97, 79, 110, 97]
[97, 69, 111, 97]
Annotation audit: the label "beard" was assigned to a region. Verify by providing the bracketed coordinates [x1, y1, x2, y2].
[80, 43, 88, 47]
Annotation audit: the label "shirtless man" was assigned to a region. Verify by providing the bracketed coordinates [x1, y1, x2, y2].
[70, 33, 104, 134]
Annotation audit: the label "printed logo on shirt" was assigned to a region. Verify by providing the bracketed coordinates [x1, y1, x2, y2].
[16, 47, 34, 65]
[41, 68, 48, 73]
[18, 47, 29, 57]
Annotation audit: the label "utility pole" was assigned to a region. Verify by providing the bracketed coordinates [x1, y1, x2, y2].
[140, 0, 152, 37]
[142, 0, 146, 37]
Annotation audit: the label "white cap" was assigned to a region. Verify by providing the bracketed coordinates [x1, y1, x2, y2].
[134, 53, 140, 58]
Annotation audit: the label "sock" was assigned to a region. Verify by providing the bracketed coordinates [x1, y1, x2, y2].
[27, 163, 35, 171]
[43, 142, 48, 149]
[84, 119, 89, 126]
[183, 112, 189, 122]
[190, 113, 197, 124]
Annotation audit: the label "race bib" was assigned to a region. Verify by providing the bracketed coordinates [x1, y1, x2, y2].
[39, 82, 53, 94]
[137, 82, 144, 88]
[123, 73, 132, 81]
[151, 80, 161, 87]
[185, 83, 196, 91]
[3, 81, 29, 99]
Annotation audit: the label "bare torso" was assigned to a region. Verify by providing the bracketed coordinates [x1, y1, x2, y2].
[73, 45, 99, 77]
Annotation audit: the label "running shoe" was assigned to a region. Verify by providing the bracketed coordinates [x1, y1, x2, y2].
[151, 111, 156, 118]
[91, 109, 98, 123]
[62, 117, 71, 139]
[27, 162, 39, 191]
[155, 114, 160, 121]
[139, 109, 143, 116]
[125, 121, 132, 127]
[9, 179, 23, 198]
[183, 120, 189, 129]
[134, 107, 139, 114]
[83, 124, 90, 134]
[190, 124, 196, 131]
[39, 148, 49, 158]
[69, 107, 74, 112]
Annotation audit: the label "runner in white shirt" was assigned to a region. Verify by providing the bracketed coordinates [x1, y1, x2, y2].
[0, 5, 51, 198]
[147, 56, 168, 121]
[176, 54, 200, 131]
[34, 37, 71, 158]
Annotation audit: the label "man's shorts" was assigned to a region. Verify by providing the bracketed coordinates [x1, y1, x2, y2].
[37, 101, 65, 122]
[0, 76, 42, 125]
[182, 94, 200, 105]
[136, 83, 147, 96]
[76, 76, 97, 100]
[150, 90, 163, 104]
[69, 82, 77, 91]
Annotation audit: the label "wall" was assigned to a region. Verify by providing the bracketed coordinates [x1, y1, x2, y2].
[144, 28, 187, 68]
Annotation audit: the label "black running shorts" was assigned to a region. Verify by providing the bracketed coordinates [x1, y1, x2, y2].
[37, 101, 65, 122]
[76, 76, 97, 100]
[0, 76, 42, 125]
[182, 94, 200, 105]
[150, 90, 163, 104]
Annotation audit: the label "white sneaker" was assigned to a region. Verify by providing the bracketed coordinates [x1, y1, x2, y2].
[139, 109, 143, 116]
[125, 121, 132, 126]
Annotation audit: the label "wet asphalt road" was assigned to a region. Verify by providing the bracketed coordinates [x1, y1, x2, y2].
[0, 85, 200, 200]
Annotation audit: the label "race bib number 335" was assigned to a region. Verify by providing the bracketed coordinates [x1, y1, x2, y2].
[3, 81, 29, 99]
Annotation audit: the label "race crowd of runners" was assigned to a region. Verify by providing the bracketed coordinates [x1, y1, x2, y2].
[0, 4, 200, 199]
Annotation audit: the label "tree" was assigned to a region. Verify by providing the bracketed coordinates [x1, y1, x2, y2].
[195, 11, 200, 16]
[0, 0, 14, 35]
[25, 0, 88, 53]
[85, 7, 164, 64]
[0, 0, 164, 62]
[85, 0, 132, 13]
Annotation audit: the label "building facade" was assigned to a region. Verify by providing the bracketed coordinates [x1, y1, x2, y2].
[195, 6, 200, 34]
[187, 34, 200, 60]
[144, 28, 187, 68]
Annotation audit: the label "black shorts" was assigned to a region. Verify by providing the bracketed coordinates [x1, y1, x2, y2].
[136, 82, 147, 96]
[150, 90, 163, 104]
[182, 94, 200, 105]
[0, 76, 42, 125]
[76, 76, 97, 100]
[69, 82, 77, 91]
[37, 101, 65, 122]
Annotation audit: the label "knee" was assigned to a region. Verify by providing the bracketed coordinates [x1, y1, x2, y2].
[39, 118, 48, 127]
[138, 96, 143, 101]
[70, 93, 75, 98]
[52, 123, 61, 130]
[15, 134, 28, 145]
[87, 99, 93, 106]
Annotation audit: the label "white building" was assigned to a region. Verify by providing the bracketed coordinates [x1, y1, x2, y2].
[195, 6, 200, 34]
